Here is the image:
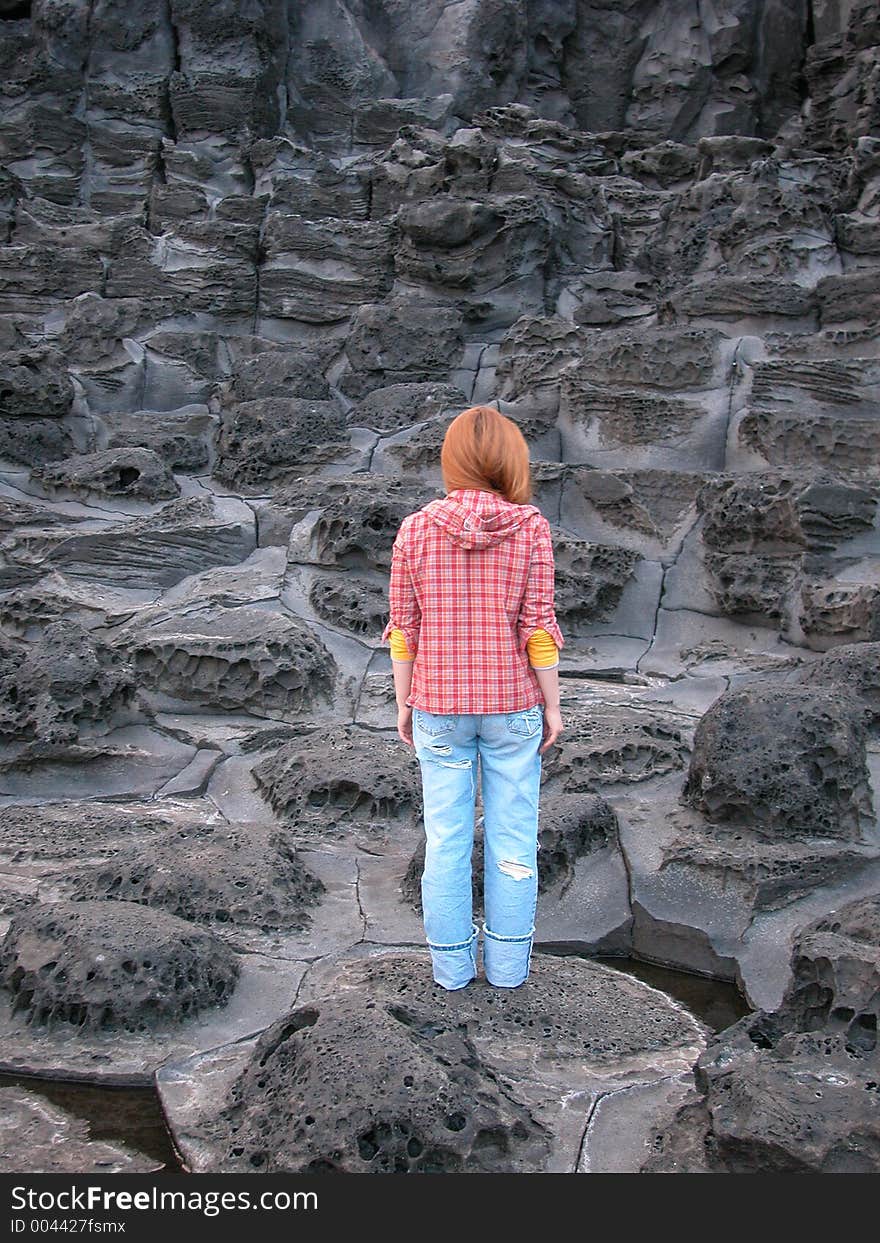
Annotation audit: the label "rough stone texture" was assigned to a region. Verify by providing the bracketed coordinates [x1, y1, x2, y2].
[308, 571, 388, 637]
[0, 901, 240, 1033]
[114, 604, 337, 717]
[644, 894, 880, 1173]
[38, 497, 254, 589]
[158, 950, 705, 1174]
[214, 398, 351, 494]
[259, 475, 438, 566]
[0, 800, 220, 869]
[0, 0, 878, 1166]
[645, 1030, 880, 1172]
[787, 641, 880, 725]
[552, 531, 640, 628]
[66, 824, 325, 936]
[0, 619, 138, 746]
[31, 447, 181, 502]
[253, 727, 422, 843]
[351, 383, 468, 434]
[0, 415, 75, 466]
[543, 701, 692, 790]
[775, 894, 880, 1047]
[696, 470, 880, 646]
[682, 684, 874, 840]
[0, 346, 73, 419]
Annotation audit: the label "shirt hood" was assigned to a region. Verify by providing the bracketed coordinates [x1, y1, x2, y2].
[421, 488, 542, 550]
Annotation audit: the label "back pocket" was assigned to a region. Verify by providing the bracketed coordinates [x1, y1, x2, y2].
[505, 706, 543, 737]
[414, 709, 457, 736]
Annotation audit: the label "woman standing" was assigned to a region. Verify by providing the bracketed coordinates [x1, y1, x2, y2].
[382, 405, 565, 991]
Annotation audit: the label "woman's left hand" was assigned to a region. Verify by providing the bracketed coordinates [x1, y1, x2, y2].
[397, 705, 414, 747]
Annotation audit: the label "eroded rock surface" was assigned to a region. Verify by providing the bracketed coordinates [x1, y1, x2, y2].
[115, 604, 337, 717]
[253, 727, 422, 845]
[0, 0, 878, 1170]
[157, 950, 705, 1174]
[682, 684, 873, 840]
[644, 895, 880, 1173]
[0, 901, 240, 1032]
[66, 824, 325, 937]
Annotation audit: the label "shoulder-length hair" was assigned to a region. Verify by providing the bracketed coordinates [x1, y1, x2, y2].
[440, 405, 532, 504]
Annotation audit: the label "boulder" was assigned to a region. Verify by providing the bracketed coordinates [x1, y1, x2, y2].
[32, 447, 180, 502]
[0, 900, 240, 1032]
[682, 684, 874, 841]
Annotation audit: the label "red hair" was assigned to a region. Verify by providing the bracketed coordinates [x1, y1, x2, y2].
[440, 406, 532, 504]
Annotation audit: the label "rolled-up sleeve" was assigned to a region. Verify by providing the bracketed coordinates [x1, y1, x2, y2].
[516, 517, 565, 656]
[381, 521, 421, 657]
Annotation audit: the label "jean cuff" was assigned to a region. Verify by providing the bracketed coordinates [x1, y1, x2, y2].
[427, 923, 479, 991]
[482, 923, 535, 989]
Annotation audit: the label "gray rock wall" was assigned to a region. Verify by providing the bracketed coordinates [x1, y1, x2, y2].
[0, 0, 878, 1173]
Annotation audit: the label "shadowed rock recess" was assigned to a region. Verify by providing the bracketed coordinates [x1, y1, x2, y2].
[0, 0, 878, 1173]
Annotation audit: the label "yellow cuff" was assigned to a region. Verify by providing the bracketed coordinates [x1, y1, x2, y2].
[389, 627, 415, 661]
[526, 628, 559, 668]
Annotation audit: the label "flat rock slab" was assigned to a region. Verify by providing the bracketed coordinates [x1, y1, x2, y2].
[0, 726, 198, 802]
[0, 952, 306, 1086]
[616, 772, 880, 1008]
[156, 947, 707, 1174]
[0, 1086, 161, 1173]
[578, 1070, 698, 1173]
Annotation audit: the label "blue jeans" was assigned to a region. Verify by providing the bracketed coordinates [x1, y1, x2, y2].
[412, 704, 544, 990]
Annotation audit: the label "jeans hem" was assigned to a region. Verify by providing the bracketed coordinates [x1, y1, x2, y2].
[482, 923, 535, 989]
[427, 924, 478, 991]
[426, 924, 480, 952]
[482, 923, 536, 943]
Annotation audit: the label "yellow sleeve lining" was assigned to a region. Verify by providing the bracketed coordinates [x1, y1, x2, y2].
[390, 626, 558, 667]
[389, 627, 415, 661]
[526, 628, 559, 668]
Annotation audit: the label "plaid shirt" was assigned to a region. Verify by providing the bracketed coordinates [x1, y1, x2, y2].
[381, 488, 565, 714]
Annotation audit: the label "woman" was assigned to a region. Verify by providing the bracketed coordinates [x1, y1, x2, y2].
[382, 405, 565, 991]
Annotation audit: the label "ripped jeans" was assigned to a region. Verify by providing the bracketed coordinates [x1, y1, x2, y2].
[412, 704, 544, 990]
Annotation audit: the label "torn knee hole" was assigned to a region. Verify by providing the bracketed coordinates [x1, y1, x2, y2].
[426, 743, 471, 770]
[498, 859, 534, 880]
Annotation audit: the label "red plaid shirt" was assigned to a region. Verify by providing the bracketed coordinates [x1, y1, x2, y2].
[381, 487, 565, 714]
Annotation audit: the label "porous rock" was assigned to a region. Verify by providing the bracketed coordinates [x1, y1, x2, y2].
[260, 475, 437, 567]
[552, 531, 640, 627]
[308, 572, 388, 637]
[114, 604, 337, 717]
[253, 727, 422, 840]
[351, 383, 468, 434]
[186, 951, 703, 1173]
[0, 800, 212, 867]
[681, 684, 874, 840]
[0, 901, 240, 1033]
[0, 416, 75, 467]
[788, 642, 880, 724]
[214, 398, 350, 493]
[543, 702, 691, 790]
[0, 346, 73, 419]
[66, 823, 325, 935]
[0, 619, 137, 745]
[31, 447, 181, 502]
[645, 894, 880, 1173]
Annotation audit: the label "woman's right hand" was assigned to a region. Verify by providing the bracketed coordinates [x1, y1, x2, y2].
[539, 705, 563, 755]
